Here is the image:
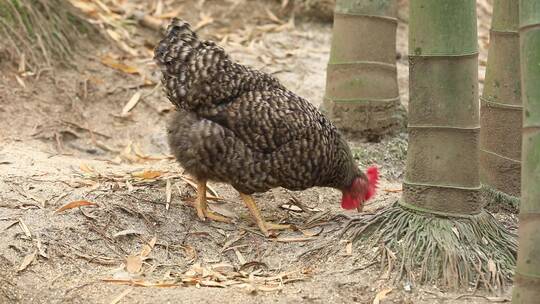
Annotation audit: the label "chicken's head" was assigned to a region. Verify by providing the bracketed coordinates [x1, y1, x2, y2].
[341, 166, 379, 211]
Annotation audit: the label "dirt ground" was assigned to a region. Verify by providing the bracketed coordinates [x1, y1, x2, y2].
[0, 0, 511, 303]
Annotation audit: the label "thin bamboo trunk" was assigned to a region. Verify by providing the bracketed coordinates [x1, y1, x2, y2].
[403, 0, 481, 215]
[322, 0, 403, 140]
[480, 0, 522, 202]
[513, 1, 540, 302]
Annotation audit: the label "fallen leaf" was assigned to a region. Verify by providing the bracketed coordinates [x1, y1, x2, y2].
[132, 170, 163, 179]
[55, 200, 98, 213]
[18, 53, 25, 73]
[140, 236, 157, 257]
[274, 236, 316, 243]
[341, 241, 353, 256]
[121, 91, 142, 116]
[193, 12, 214, 31]
[68, 0, 98, 15]
[15, 75, 26, 88]
[234, 248, 246, 264]
[126, 255, 143, 273]
[101, 55, 139, 74]
[165, 178, 172, 210]
[18, 219, 32, 238]
[109, 288, 132, 304]
[373, 287, 393, 304]
[80, 163, 95, 173]
[181, 245, 197, 262]
[113, 229, 144, 238]
[36, 238, 48, 258]
[265, 8, 283, 24]
[103, 278, 178, 287]
[17, 250, 37, 272]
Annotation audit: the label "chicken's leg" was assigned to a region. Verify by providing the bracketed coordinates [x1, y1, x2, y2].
[194, 179, 231, 223]
[239, 193, 291, 236]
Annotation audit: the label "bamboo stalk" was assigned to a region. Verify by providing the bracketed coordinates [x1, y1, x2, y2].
[404, 0, 481, 214]
[480, 0, 522, 199]
[322, 0, 403, 140]
[513, 1, 540, 302]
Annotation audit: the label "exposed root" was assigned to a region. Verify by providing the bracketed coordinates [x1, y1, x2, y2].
[482, 185, 520, 214]
[340, 202, 517, 290]
[0, 0, 96, 70]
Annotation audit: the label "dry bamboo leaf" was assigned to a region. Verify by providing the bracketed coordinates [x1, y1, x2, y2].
[113, 229, 143, 238]
[132, 170, 163, 179]
[69, 0, 98, 15]
[193, 12, 214, 31]
[15, 75, 26, 88]
[208, 204, 236, 219]
[154, 0, 164, 15]
[18, 219, 32, 238]
[126, 255, 143, 273]
[17, 250, 37, 272]
[299, 227, 323, 237]
[265, 8, 283, 24]
[36, 238, 48, 258]
[93, 0, 111, 13]
[121, 91, 142, 116]
[55, 200, 97, 213]
[181, 245, 197, 262]
[275, 16, 295, 32]
[140, 236, 157, 257]
[101, 55, 139, 74]
[234, 248, 246, 265]
[18, 54, 25, 74]
[346, 242, 353, 256]
[80, 163, 95, 173]
[109, 288, 132, 304]
[165, 178, 172, 210]
[257, 285, 283, 292]
[383, 188, 402, 193]
[280, 0, 289, 10]
[274, 236, 316, 243]
[200, 280, 226, 288]
[373, 287, 393, 304]
[103, 278, 178, 287]
[211, 263, 235, 274]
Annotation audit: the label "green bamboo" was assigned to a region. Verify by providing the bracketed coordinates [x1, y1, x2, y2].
[322, 0, 403, 140]
[480, 0, 522, 205]
[313, 1, 517, 288]
[513, 1, 540, 302]
[405, 0, 481, 215]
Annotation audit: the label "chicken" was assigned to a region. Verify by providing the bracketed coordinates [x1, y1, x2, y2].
[155, 18, 378, 236]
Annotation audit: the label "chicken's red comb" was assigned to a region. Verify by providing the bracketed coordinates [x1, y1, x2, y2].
[365, 166, 379, 201]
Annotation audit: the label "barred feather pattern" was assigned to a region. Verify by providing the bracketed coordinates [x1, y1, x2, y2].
[157, 18, 363, 194]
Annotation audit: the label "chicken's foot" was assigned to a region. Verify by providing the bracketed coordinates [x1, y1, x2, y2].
[194, 179, 231, 223]
[239, 193, 291, 237]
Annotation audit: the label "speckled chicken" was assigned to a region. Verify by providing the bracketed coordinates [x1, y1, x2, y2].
[155, 18, 378, 236]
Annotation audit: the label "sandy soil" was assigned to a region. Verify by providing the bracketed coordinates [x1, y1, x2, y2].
[0, 1, 510, 303]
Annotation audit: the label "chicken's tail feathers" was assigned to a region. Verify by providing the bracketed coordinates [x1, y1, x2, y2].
[154, 18, 199, 72]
